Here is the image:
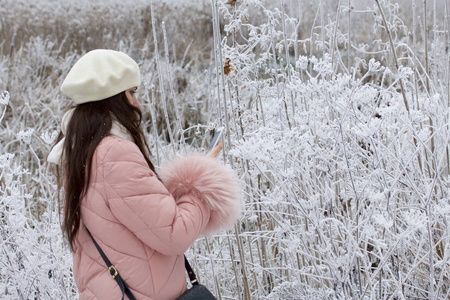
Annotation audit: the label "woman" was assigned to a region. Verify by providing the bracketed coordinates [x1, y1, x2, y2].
[48, 49, 241, 299]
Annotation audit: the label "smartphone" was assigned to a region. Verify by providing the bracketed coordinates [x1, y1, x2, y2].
[207, 127, 224, 153]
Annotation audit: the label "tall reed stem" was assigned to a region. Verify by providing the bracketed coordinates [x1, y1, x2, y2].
[211, 0, 232, 163]
[162, 22, 186, 151]
[374, 0, 410, 114]
[331, 0, 342, 73]
[150, 0, 176, 155]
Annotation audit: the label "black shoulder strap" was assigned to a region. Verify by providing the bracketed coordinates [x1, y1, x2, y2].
[86, 227, 200, 298]
[85, 228, 137, 300]
[184, 256, 200, 286]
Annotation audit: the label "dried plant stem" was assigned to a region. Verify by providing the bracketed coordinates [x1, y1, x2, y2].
[246, 235, 260, 293]
[432, 0, 437, 82]
[281, 0, 296, 124]
[424, 0, 430, 93]
[446, 0, 450, 177]
[211, 0, 232, 163]
[204, 238, 222, 300]
[422, 0, 437, 176]
[150, 0, 175, 155]
[232, 85, 245, 138]
[320, 0, 325, 57]
[294, 6, 301, 73]
[8, 32, 16, 59]
[338, 121, 362, 296]
[162, 22, 186, 151]
[0, 105, 7, 124]
[426, 206, 436, 299]
[148, 87, 161, 165]
[309, 4, 320, 74]
[374, 0, 409, 114]
[331, 0, 342, 72]
[226, 236, 242, 300]
[269, 14, 286, 129]
[252, 59, 266, 126]
[412, 0, 419, 110]
[5, 33, 16, 92]
[447, 0, 450, 107]
[234, 224, 251, 300]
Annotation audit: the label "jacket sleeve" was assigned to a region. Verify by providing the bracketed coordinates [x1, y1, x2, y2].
[102, 139, 210, 255]
[101, 139, 241, 255]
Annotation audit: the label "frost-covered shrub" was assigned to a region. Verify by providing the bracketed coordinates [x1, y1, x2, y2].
[0, 137, 75, 298]
[1, 0, 449, 299]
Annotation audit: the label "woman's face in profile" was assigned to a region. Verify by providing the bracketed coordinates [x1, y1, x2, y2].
[125, 87, 140, 108]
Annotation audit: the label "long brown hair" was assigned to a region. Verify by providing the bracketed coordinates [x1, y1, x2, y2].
[56, 92, 156, 251]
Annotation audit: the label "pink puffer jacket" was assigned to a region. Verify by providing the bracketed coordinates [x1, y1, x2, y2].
[72, 135, 241, 299]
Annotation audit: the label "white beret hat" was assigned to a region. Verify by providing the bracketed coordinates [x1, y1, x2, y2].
[61, 49, 140, 104]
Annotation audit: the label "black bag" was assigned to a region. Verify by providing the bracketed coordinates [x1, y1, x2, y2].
[86, 228, 216, 300]
[175, 256, 216, 300]
[176, 283, 216, 300]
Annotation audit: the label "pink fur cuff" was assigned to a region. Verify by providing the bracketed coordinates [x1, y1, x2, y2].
[159, 153, 242, 236]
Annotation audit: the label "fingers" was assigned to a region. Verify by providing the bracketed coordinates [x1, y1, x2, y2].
[213, 140, 223, 155]
[206, 140, 222, 158]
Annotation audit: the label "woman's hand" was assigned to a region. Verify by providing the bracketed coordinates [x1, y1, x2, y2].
[206, 140, 222, 158]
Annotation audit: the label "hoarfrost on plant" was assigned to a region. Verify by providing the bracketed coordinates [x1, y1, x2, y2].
[0, 153, 14, 168]
[373, 213, 393, 229]
[16, 129, 34, 144]
[41, 130, 59, 145]
[0, 90, 10, 105]
[368, 58, 383, 73]
[296, 56, 309, 70]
